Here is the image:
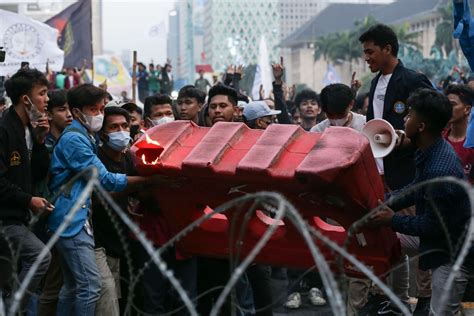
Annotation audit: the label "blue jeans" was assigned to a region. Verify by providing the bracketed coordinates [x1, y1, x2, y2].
[430, 263, 470, 315]
[55, 228, 101, 316]
[2, 224, 51, 313]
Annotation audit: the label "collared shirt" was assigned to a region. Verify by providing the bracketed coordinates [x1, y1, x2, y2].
[48, 119, 128, 237]
[45, 132, 57, 152]
[389, 138, 472, 270]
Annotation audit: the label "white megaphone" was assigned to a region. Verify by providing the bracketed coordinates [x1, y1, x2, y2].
[361, 119, 398, 158]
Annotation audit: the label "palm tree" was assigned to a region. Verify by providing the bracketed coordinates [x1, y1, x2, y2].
[314, 16, 378, 64]
[353, 16, 379, 36]
[433, 3, 455, 57]
[314, 33, 338, 61]
[392, 22, 423, 51]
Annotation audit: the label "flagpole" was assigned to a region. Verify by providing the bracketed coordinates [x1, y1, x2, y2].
[90, 0, 94, 84]
[132, 51, 137, 104]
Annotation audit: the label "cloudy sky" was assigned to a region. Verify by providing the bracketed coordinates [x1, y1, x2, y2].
[102, 0, 175, 65]
[101, 0, 394, 65]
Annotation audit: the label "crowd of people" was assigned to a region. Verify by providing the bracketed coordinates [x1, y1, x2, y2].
[0, 23, 474, 316]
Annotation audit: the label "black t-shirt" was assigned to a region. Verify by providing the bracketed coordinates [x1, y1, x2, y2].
[92, 147, 136, 258]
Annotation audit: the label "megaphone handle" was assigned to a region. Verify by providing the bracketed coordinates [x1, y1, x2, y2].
[395, 130, 405, 147]
[374, 133, 391, 144]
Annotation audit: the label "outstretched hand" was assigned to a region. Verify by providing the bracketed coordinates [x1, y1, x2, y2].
[234, 64, 244, 76]
[271, 56, 284, 83]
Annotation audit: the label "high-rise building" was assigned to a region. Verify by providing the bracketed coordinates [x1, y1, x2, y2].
[167, 0, 201, 88]
[279, 0, 329, 40]
[203, 0, 281, 73]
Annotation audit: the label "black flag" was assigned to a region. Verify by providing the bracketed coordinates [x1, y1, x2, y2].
[46, 0, 92, 68]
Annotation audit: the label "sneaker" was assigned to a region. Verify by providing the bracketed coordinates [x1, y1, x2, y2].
[413, 297, 430, 316]
[308, 287, 326, 306]
[377, 300, 407, 315]
[358, 294, 389, 316]
[285, 292, 302, 309]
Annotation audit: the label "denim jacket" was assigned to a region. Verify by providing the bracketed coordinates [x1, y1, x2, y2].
[48, 120, 127, 237]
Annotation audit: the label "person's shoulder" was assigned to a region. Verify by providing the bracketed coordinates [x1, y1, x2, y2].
[400, 66, 432, 87]
[57, 125, 91, 147]
[428, 140, 465, 174]
[351, 112, 367, 132]
[352, 112, 366, 121]
[311, 120, 329, 133]
[0, 109, 18, 135]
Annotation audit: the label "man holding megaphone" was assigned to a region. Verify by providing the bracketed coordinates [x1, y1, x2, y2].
[367, 89, 474, 315]
[353, 24, 435, 315]
[360, 24, 433, 190]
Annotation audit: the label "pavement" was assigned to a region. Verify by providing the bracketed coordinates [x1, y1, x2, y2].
[269, 277, 474, 316]
[270, 277, 334, 316]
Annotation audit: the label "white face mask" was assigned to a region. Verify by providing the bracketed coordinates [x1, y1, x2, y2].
[107, 131, 131, 152]
[152, 116, 175, 126]
[83, 113, 104, 132]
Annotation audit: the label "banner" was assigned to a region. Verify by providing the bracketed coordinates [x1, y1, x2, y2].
[252, 36, 272, 100]
[0, 9, 64, 76]
[46, 0, 92, 69]
[322, 64, 341, 87]
[92, 55, 132, 97]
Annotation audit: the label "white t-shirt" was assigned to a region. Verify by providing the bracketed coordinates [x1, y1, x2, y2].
[25, 127, 33, 161]
[311, 112, 366, 133]
[372, 73, 392, 174]
[68, 75, 74, 88]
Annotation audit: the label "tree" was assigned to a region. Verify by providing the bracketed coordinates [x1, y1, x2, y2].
[393, 22, 422, 51]
[313, 16, 378, 65]
[314, 33, 339, 62]
[433, 3, 455, 57]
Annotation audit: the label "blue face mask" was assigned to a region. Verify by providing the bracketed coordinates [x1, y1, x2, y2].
[107, 131, 131, 152]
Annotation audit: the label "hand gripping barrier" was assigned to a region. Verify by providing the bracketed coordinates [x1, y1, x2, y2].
[131, 121, 400, 278]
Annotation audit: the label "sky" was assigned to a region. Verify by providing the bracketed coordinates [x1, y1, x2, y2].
[100, 0, 393, 66]
[102, 0, 175, 66]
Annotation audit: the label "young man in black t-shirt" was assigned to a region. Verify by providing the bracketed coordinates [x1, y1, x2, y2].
[92, 106, 135, 315]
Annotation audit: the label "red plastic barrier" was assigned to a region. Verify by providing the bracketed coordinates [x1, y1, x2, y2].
[131, 121, 400, 277]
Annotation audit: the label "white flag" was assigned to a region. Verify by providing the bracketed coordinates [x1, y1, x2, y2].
[0, 9, 64, 76]
[252, 36, 272, 100]
[145, 21, 166, 39]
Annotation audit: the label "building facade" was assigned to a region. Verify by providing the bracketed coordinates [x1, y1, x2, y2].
[281, 0, 447, 91]
[203, 0, 281, 74]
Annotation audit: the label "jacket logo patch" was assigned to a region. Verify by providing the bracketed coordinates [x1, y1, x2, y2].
[393, 101, 406, 114]
[10, 151, 21, 166]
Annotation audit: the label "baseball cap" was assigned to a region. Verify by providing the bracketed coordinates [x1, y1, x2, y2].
[106, 100, 137, 109]
[243, 101, 281, 121]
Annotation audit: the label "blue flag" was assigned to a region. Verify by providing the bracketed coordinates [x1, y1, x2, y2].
[322, 64, 341, 87]
[453, 0, 474, 147]
[46, 0, 92, 68]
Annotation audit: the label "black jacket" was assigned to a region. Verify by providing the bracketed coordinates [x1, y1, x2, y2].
[367, 60, 433, 190]
[272, 81, 292, 124]
[0, 107, 49, 224]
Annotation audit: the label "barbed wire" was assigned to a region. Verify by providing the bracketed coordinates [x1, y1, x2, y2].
[0, 166, 473, 316]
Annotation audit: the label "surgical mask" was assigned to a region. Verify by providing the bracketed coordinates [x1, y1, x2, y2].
[82, 113, 104, 132]
[152, 116, 175, 126]
[107, 131, 131, 151]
